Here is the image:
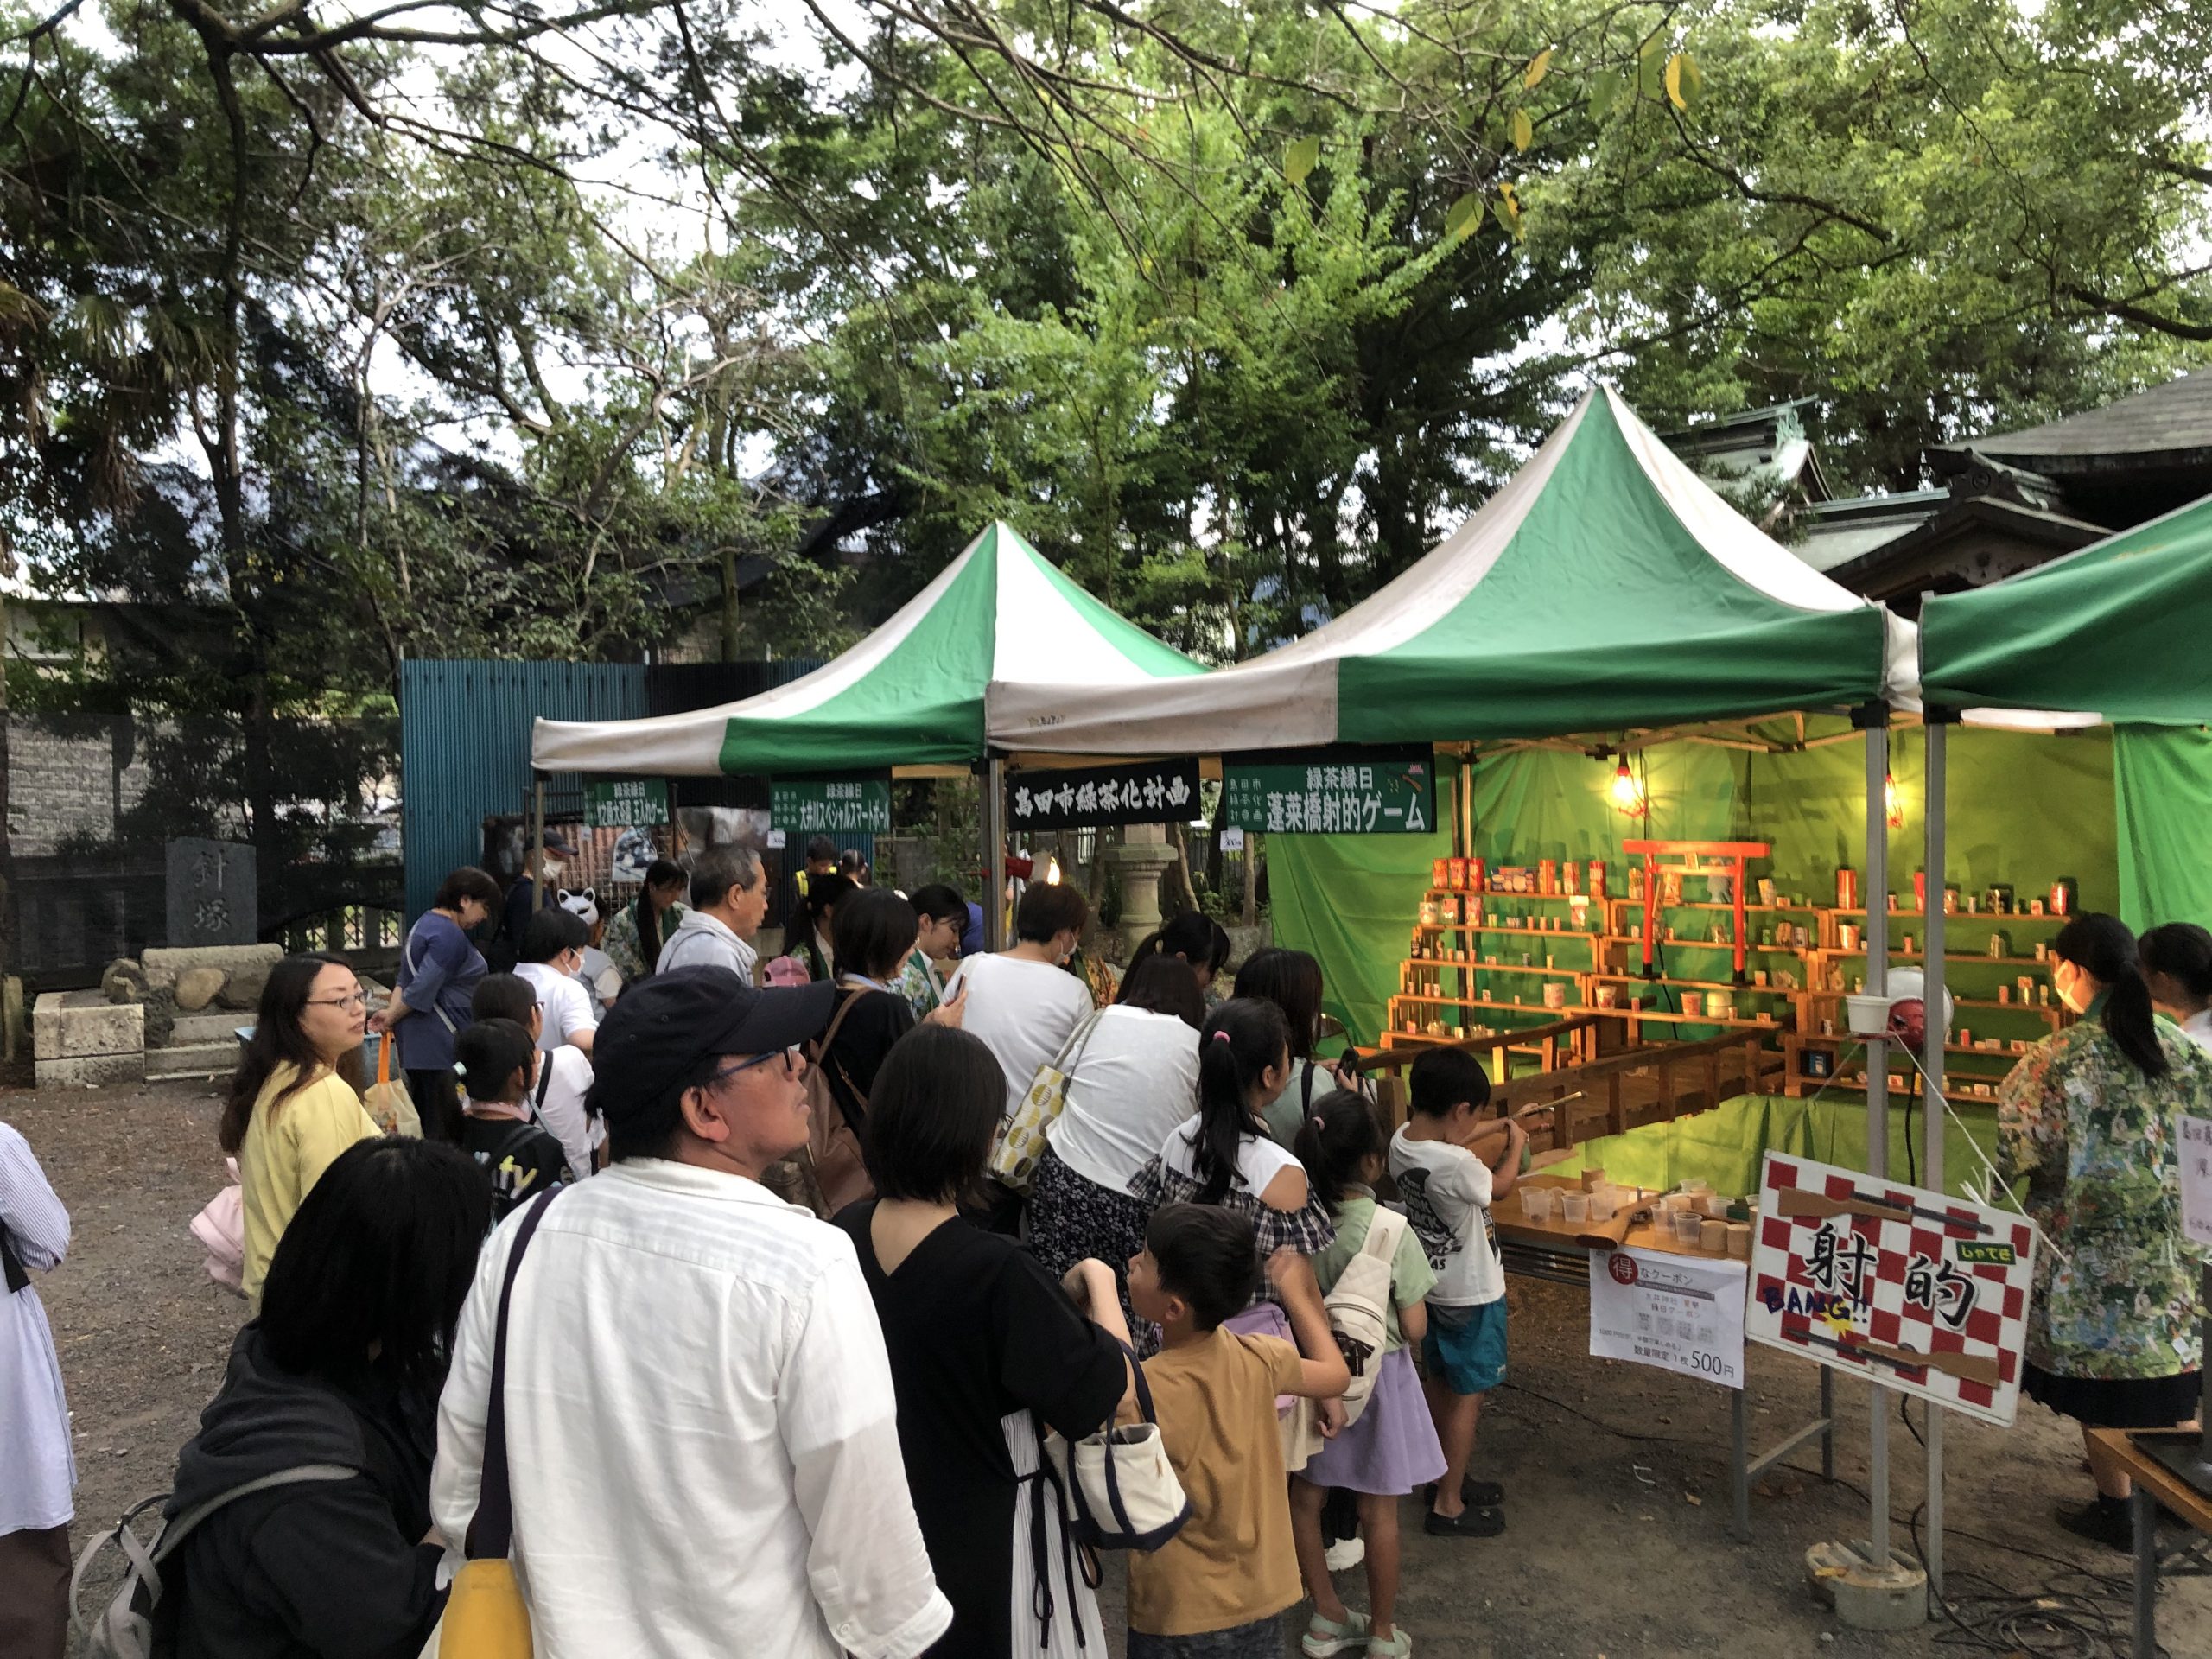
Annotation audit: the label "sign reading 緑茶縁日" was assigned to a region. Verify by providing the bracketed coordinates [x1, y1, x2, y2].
[770, 776, 893, 836]
[1221, 747, 1435, 835]
[1010, 760, 1201, 830]
[584, 779, 671, 830]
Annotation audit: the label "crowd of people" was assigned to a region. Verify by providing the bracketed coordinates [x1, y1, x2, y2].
[3, 842, 2211, 1657]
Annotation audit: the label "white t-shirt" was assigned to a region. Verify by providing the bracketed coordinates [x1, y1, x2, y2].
[1046, 1006, 1201, 1192]
[2181, 1008, 2212, 1055]
[1154, 1112, 1302, 1198]
[942, 953, 1096, 1121]
[517, 963, 598, 1054]
[1388, 1127, 1503, 1307]
[531, 1044, 601, 1180]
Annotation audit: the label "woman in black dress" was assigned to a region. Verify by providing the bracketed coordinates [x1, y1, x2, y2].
[835, 1024, 1132, 1657]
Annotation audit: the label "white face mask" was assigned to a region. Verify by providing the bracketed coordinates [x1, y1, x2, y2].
[540, 859, 565, 882]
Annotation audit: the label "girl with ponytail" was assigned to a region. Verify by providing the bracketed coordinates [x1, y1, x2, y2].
[1127, 997, 1337, 1348]
[1998, 912, 2212, 1548]
[2140, 922, 2212, 1053]
[1117, 910, 1232, 1001]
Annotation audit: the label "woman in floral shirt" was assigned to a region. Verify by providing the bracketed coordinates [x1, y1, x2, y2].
[601, 861, 688, 986]
[1997, 912, 2212, 1550]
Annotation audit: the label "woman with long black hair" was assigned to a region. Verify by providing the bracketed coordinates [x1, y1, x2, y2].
[226, 953, 382, 1307]
[164, 1137, 491, 1658]
[1998, 912, 2212, 1548]
[1128, 997, 1335, 1350]
[601, 859, 690, 986]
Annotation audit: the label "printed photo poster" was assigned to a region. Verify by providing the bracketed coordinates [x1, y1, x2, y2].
[1746, 1152, 2039, 1428]
[1588, 1247, 1747, 1389]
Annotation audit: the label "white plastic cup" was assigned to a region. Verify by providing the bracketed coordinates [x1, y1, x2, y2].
[1589, 1192, 1617, 1223]
[1560, 1192, 1592, 1225]
[1669, 1209, 1704, 1247]
[1522, 1187, 1556, 1223]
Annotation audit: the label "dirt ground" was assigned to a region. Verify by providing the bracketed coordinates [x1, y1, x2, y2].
[13, 1077, 2210, 1658]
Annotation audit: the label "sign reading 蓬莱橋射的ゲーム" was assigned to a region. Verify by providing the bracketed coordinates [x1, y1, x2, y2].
[1009, 760, 1201, 831]
[1221, 747, 1435, 835]
[584, 779, 671, 830]
[770, 776, 893, 836]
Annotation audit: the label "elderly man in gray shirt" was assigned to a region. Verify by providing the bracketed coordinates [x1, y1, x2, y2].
[656, 844, 770, 984]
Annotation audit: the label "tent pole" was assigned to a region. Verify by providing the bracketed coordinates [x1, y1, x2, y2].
[1859, 706, 1891, 1573]
[1457, 756, 1474, 861]
[1922, 713, 1950, 1603]
[531, 779, 547, 915]
[983, 757, 1007, 951]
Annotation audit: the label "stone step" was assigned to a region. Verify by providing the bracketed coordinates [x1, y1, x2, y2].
[145, 1042, 238, 1081]
[167, 1013, 251, 1047]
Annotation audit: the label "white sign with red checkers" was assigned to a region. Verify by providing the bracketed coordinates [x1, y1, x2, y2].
[1745, 1151, 2040, 1429]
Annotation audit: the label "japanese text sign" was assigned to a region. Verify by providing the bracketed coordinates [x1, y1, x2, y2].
[1222, 747, 1435, 836]
[1010, 760, 1200, 830]
[2181, 1115, 2212, 1249]
[1746, 1152, 2038, 1427]
[585, 779, 671, 830]
[1589, 1247, 1746, 1389]
[770, 776, 893, 836]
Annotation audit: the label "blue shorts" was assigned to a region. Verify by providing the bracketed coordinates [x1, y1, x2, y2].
[1424, 1298, 1507, 1395]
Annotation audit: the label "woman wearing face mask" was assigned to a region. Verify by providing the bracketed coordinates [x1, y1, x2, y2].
[1997, 912, 2212, 1549]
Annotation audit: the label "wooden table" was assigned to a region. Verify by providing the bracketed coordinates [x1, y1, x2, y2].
[1490, 1175, 1834, 1541]
[2085, 1428, 2212, 1657]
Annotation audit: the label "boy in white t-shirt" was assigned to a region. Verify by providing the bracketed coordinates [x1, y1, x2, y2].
[1388, 1046, 1524, 1539]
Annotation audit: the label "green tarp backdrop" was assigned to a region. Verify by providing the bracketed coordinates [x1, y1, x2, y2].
[1273, 726, 2209, 1048]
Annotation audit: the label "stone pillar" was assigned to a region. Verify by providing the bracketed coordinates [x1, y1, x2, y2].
[1109, 823, 1182, 951]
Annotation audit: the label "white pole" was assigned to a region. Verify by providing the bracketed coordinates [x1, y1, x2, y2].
[983, 758, 1007, 951]
[1923, 715, 1949, 1600]
[1861, 709, 1891, 1571]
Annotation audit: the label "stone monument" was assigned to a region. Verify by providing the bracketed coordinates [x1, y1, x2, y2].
[166, 838, 257, 948]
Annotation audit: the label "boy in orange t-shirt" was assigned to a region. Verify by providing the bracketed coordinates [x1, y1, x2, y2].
[1125, 1204, 1351, 1656]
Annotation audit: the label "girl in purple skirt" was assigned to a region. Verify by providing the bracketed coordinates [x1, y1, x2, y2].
[1287, 1091, 1447, 1658]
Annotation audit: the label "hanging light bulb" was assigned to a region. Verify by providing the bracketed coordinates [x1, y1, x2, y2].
[1044, 855, 1063, 886]
[1609, 758, 1648, 818]
[1885, 771, 1904, 830]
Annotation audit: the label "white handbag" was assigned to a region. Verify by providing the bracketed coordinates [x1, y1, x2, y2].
[1325, 1205, 1408, 1426]
[1042, 1343, 1191, 1552]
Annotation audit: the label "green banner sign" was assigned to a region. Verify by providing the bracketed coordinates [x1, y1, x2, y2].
[584, 779, 671, 830]
[1223, 747, 1436, 835]
[771, 776, 893, 836]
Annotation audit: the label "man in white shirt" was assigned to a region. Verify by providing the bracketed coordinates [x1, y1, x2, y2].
[433, 966, 950, 1659]
[516, 907, 598, 1058]
[656, 844, 768, 984]
[1, 1120, 74, 1659]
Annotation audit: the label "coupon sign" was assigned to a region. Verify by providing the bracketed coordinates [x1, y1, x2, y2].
[2181, 1115, 2212, 1249]
[1588, 1247, 1747, 1390]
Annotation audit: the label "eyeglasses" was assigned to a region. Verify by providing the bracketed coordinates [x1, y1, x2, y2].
[706, 1047, 801, 1088]
[308, 991, 368, 1012]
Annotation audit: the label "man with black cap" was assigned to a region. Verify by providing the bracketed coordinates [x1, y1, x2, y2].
[432, 966, 951, 1658]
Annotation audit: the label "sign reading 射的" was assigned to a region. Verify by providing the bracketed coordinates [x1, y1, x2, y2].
[584, 779, 671, 830]
[2180, 1115, 2212, 1249]
[1745, 1152, 2038, 1428]
[1222, 747, 1435, 835]
[1010, 760, 1201, 831]
[770, 776, 893, 836]
[1588, 1246, 1746, 1389]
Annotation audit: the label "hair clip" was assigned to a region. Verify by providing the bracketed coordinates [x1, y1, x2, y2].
[1211, 1030, 1231, 1043]
[452, 1061, 468, 1077]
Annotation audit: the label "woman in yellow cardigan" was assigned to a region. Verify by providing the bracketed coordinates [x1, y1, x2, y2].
[222, 952, 381, 1305]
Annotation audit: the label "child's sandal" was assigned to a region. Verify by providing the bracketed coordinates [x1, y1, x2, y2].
[1366, 1630, 1413, 1657]
[1301, 1609, 1371, 1657]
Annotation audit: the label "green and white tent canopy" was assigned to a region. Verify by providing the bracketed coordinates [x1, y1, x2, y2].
[532, 521, 1204, 776]
[990, 387, 1912, 754]
[1920, 493, 2212, 728]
